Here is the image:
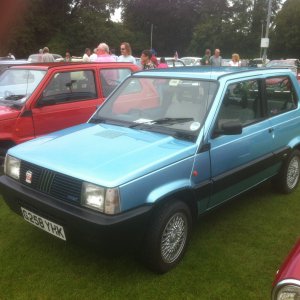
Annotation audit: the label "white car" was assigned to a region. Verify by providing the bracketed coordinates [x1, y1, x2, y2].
[180, 57, 201, 66]
[28, 54, 64, 63]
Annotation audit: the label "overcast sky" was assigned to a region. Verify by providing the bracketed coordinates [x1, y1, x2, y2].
[111, 7, 122, 22]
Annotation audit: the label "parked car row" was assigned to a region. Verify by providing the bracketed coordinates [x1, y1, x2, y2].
[1, 65, 300, 275]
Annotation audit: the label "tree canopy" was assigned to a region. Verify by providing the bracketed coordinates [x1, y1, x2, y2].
[270, 0, 300, 58]
[0, 0, 298, 60]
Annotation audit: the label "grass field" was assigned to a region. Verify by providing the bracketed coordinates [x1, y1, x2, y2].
[0, 181, 300, 299]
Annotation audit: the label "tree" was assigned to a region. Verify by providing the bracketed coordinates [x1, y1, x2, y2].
[270, 0, 300, 58]
[188, 0, 282, 59]
[122, 0, 201, 56]
[0, 0, 123, 58]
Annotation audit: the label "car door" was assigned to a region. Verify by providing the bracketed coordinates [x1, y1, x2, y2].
[31, 69, 101, 136]
[206, 78, 277, 209]
[264, 75, 300, 152]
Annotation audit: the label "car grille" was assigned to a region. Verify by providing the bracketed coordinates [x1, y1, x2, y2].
[20, 160, 83, 204]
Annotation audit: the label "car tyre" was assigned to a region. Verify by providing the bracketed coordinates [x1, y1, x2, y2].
[277, 150, 300, 193]
[142, 200, 192, 273]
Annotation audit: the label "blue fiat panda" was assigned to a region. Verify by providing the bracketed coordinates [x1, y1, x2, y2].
[1, 67, 300, 273]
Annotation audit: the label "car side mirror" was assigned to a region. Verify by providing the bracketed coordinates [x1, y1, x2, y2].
[213, 120, 243, 138]
[36, 96, 57, 107]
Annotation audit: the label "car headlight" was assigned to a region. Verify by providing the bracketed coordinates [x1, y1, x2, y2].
[81, 182, 120, 215]
[4, 155, 21, 180]
[273, 280, 300, 300]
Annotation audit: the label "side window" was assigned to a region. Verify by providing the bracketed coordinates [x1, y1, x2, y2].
[100, 68, 131, 97]
[266, 76, 297, 116]
[216, 79, 261, 132]
[39, 70, 96, 106]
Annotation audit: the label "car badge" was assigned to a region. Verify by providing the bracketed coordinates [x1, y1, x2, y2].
[25, 170, 33, 184]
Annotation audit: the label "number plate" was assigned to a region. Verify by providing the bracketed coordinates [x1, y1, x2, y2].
[21, 207, 66, 241]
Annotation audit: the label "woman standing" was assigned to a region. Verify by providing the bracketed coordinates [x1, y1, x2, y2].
[117, 42, 137, 64]
[229, 53, 241, 67]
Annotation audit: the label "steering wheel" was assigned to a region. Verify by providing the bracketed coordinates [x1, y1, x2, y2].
[4, 90, 13, 98]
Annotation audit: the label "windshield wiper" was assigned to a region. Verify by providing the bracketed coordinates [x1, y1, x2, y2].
[89, 116, 128, 127]
[89, 116, 106, 124]
[4, 95, 26, 101]
[129, 117, 194, 128]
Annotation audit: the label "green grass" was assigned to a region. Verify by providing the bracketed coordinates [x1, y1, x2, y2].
[1, 182, 300, 299]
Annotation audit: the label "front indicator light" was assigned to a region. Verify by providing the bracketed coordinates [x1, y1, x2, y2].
[4, 155, 21, 180]
[81, 182, 120, 214]
[105, 188, 120, 214]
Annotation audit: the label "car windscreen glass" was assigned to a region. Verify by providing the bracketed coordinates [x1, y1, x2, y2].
[90, 76, 218, 139]
[0, 69, 46, 108]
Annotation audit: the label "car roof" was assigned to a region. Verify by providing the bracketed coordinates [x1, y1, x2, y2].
[8, 62, 140, 71]
[133, 66, 294, 80]
[180, 57, 201, 59]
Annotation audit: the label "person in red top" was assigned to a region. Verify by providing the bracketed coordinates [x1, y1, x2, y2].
[157, 57, 168, 68]
[150, 49, 158, 67]
[140, 50, 156, 70]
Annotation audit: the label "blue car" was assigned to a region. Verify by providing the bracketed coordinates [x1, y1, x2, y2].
[1, 66, 300, 273]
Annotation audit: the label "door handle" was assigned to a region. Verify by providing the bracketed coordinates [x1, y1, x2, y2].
[268, 127, 274, 133]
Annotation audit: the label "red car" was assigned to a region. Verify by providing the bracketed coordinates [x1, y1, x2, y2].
[266, 59, 300, 84]
[272, 239, 300, 299]
[0, 62, 139, 161]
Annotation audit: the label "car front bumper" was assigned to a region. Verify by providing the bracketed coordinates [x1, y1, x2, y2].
[0, 175, 153, 243]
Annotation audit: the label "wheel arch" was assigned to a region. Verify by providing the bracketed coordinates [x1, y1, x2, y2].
[287, 137, 300, 152]
[149, 188, 198, 225]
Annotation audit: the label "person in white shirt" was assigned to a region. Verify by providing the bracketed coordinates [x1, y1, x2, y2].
[82, 48, 91, 62]
[117, 42, 137, 64]
[42, 47, 54, 62]
[229, 53, 241, 67]
[7, 52, 15, 60]
[89, 48, 98, 62]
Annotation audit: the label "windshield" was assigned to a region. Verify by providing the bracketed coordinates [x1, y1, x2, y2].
[0, 69, 46, 108]
[90, 76, 218, 141]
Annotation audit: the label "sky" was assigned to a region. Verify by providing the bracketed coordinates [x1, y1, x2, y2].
[110, 7, 122, 22]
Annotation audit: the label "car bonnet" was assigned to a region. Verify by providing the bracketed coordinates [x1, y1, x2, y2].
[8, 123, 197, 187]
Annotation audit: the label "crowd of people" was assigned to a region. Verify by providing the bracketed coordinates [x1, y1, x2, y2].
[200, 48, 241, 67]
[84, 43, 160, 70]
[63, 42, 166, 70]
[34, 43, 242, 69]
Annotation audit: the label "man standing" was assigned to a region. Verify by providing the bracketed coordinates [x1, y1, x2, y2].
[96, 43, 115, 62]
[42, 47, 54, 62]
[210, 49, 222, 66]
[82, 48, 91, 62]
[201, 49, 211, 65]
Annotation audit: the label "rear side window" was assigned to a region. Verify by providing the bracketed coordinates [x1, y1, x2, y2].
[40, 70, 97, 105]
[265, 76, 298, 116]
[100, 68, 131, 97]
